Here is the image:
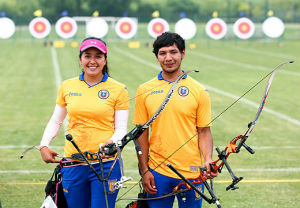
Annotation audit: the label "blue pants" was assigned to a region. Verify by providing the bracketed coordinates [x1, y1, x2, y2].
[147, 169, 204, 208]
[61, 160, 121, 208]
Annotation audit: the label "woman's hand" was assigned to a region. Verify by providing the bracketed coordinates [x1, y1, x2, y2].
[99, 140, 115, 159]
[40, 146, 59, 163]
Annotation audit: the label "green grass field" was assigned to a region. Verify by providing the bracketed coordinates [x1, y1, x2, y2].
[0, 24, 299, 208]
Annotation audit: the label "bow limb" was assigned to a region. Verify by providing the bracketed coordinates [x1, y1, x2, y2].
[20, 145, 39, 158]
[236, 60, 294, 153]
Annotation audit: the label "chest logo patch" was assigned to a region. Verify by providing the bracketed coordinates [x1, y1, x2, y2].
[178, 86, 189, 96]
[150, 90, 163, 95]
[98, 90, 109, 99]
[69, 92, 82, 96]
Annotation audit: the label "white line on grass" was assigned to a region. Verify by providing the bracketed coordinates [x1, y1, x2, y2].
[51, 47, 62, 89]
[112, 46, 300, 126]
[234, 168, 300, 172]
[229, 45, 298, 60]
[0, 145, 64, 149]
[250, 146, 300, 150]
[0, 170, 53, 174]
[51, 47, 68, 129]
[190, 51, 299, 76]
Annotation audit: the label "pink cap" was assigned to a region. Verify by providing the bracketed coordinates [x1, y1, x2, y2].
[79, 39, 107, 54]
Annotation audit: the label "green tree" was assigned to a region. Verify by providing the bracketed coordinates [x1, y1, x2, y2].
[166, 0, 199, 21]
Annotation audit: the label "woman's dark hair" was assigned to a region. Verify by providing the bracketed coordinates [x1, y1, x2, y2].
[152, 32, 185, 57]
[79, 37, 109, 76]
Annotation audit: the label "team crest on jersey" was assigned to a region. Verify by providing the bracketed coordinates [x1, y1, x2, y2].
[108, 179, 117, 193]
[178, 86, 189, 96]
[98, 90, 109, 99]
[194, 185, 203, 200]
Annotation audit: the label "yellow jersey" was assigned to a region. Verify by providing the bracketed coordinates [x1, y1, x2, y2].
[57, 72, 130, 157]
[133, 72, 211, 178]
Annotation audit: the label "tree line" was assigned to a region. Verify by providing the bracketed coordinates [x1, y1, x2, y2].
[1, 0, 299, 24]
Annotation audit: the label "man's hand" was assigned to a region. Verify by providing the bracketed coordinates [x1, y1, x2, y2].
[142, 171, 157, 195]
[203, 161, 218, 179]
[40, 146, 59, 163]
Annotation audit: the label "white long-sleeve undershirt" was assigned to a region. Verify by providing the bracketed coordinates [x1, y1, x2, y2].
[40, 104, 129, 148]
[40, 104, 67, 148]
[110, 109, 129, 143]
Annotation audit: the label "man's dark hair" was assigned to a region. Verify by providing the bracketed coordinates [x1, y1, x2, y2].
[152, 32, 185, 57]
[79, 37, 109, 76]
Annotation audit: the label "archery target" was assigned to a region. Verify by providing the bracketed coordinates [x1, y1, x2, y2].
[115, 17, 137, 39]
[175, 18, 197, 40]
[29, 17, 51, 39]
[55, 17, 77, 39]
[147, 18, 169, 38]
[205, 18, 227, 40]
[0, 17, 15, 39]
[86, 17, 108, 38]
[262, 17, 285, 38]
[233, 17, 255, 39]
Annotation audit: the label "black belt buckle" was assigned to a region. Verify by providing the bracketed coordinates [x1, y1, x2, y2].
[71, 152, 99, 161]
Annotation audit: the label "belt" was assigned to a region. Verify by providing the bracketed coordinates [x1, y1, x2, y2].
[62, 151, 115, 167]
[71, 152, 99, 161]
[60, 160, 85, 167]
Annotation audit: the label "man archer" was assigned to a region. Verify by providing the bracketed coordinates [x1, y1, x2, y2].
[133, 32, 218, 208]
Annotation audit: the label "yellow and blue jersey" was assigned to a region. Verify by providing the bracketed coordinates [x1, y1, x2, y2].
[57, 72, 130, 157]
[133, 71, 211, 178]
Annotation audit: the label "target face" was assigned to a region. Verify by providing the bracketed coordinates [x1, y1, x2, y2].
[262, 17, 285, 38]
[147, 18, 169, 38]
[175, 18, 197, 40]
[205, 18, 227, 40]
[0, 17, 15, 39]
[115, 17, 137, 39]
[55, 17, 77, 39]
[86, 17, 108, 38]
[29, 17, 51, 39]
[233, 17, 255, 39]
